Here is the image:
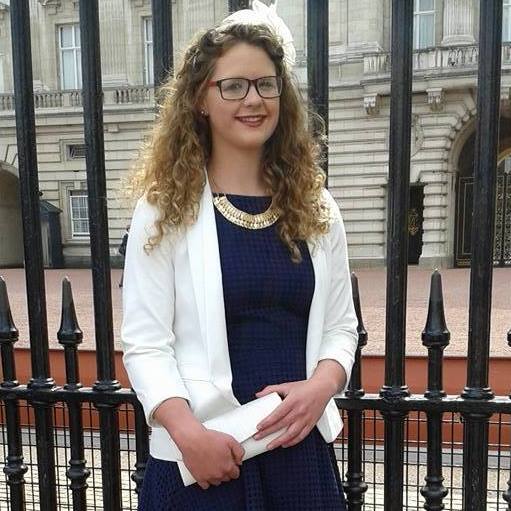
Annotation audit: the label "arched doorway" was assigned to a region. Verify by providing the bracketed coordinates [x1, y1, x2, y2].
[0, 165, 24, 267]
[455, 119, 511, 267]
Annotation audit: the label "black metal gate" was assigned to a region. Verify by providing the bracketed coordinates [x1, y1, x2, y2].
[0, 1, 510, 510]
[456, 164, 511, 267]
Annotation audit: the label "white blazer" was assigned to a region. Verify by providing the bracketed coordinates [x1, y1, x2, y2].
[121, 171, 358, 462]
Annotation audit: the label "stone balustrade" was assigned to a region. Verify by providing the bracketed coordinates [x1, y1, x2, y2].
[0, 85, 154, 112]
[363, 43, 511, 77]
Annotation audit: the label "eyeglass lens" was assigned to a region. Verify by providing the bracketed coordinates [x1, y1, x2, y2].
[220, 77, 281, 99]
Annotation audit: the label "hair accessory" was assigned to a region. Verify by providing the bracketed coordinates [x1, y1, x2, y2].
[219, 0, 296, 69]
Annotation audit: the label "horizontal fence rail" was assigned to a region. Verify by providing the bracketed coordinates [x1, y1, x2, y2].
[1, 0, 511, 510]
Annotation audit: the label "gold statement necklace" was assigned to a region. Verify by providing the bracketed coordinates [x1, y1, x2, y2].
[209, 172, 280, 230]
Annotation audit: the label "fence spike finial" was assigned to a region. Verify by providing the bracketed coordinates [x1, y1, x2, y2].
[57, 277, 83, 345]
[0, 277, 19, 342]
[422, 270, 450, 399]
[422, 270, 450, 349]
[351, 271, 368, 349]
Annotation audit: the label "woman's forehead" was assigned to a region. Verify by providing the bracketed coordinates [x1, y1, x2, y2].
[212, 42, 276, 78]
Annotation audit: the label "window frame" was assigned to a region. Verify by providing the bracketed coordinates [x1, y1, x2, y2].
[504, 0, 511, 42]
[69, 190, 90, 239]
[58, 23, 82, 91]
[413, 0, 435, 50]
[143, 17, 153, 86]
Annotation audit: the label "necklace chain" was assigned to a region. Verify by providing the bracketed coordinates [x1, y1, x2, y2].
[208, 172, 280, 230]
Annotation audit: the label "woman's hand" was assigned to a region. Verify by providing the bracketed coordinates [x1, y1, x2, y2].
[155, 398, 245, 490]
[178, 428, 245, 490]
[253, 363, 344, 450]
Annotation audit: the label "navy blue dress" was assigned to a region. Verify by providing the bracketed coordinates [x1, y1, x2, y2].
[138, 194, 347, 511]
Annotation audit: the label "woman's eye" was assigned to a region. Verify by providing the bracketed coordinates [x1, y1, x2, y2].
[225, 81, 243, 90]
[259, 80, 274, 89]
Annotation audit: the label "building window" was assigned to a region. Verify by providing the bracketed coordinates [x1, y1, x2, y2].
[413, 0, 435, 49]
[143, 17, 153, 85]
[504, 0, 511, 42]
[59, 24, 82, 90]
[66, 143, 86, 160]
[69, 190, 89, 238]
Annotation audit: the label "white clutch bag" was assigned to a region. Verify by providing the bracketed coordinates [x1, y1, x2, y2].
[176, 392, 286, 486]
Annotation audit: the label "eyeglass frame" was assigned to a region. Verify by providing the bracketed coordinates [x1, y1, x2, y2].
[206, 75, 283, 100]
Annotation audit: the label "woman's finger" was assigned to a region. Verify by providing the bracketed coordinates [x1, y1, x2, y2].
[256, 399, 293, 431]
[282, 424, 311, 448]
[198, 480, 210, 490]
[266, 422, 303, 450]
[254, 411, 294, 439]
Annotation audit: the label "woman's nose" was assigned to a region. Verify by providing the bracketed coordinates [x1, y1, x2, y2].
[243, 82, 263, 104]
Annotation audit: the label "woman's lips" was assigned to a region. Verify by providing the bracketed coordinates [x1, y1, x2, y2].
[236, 115, 266, 127]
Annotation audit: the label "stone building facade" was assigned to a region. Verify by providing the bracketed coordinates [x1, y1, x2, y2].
[0, 0, 510, 268]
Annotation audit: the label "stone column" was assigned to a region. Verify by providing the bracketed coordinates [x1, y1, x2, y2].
[99, 0, 128, 86]
[441, 0, 475, 46]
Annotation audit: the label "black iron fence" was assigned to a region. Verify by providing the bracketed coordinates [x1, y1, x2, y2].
[0, 0, 510, 510]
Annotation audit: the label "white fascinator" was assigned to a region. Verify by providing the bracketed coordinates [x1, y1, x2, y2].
[219, 0, 296, 69]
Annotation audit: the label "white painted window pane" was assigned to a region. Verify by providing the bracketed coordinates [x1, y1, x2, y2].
[77, 49, 82, 88]
[60, 26, 73, 48]
[415, 13, 434, 49]
[145, 18, 152, 42]
[147, 43, 153, 84]
[504, 6, 511, 41]
[70, 194, 89, 236]
[75, 25, 81, 46]
[144, 18, 154, 85]
[62, 51, 76, 89]
[419, 0, 434, 11]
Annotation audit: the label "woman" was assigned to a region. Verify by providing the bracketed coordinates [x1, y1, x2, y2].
[122, 2, 358, 509]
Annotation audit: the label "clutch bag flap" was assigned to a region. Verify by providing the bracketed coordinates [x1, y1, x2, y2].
[177, 392, 285, 486]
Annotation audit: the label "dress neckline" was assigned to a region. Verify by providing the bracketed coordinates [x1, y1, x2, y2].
[212, 192, 272, 199]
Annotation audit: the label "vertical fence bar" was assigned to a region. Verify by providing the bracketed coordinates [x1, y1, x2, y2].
[78, 1, 122, 509]
[151, 0, 174, 91]
[131, 402, 149, 494]
[0, 278, 27, 511]
[343, 273, 368, 510]
[420, 271, 449, 510]
[379, 1, 413, 510]
[58, 278, 90, 511]
[9, 1, 58, 509]
[307, 0, 329, 185]
[461, 1, 502, 509]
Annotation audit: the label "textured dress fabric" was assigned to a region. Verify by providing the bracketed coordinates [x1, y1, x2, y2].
[138, 194, 347, 511]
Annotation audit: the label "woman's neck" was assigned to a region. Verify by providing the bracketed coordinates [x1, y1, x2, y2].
[207, 149, 268, 196]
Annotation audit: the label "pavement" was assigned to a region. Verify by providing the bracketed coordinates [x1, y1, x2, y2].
[0, 266, 509, 358]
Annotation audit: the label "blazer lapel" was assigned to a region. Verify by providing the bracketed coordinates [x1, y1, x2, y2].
[305, 238, 328, 378]
[186, 171, 240, 407]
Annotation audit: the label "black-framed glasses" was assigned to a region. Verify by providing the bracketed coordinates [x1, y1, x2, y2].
[207, 76, 283, 100]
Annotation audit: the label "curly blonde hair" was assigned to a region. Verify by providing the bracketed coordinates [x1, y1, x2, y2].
[129, 21, 331, 263]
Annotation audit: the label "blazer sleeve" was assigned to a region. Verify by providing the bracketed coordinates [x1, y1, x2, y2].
[317, 189, 359, 394]
[121, 196, 191, 427]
